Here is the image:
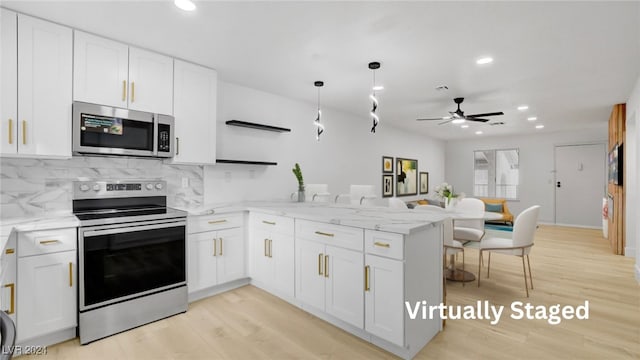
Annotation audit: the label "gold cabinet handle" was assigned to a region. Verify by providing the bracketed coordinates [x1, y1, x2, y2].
[8, 119, 12, 144]
[219, 238, 223, 256]
[122, 80, 127, 101]
[176, 137, 180, 155]
[69, 262, 73, 287]
[318, 254, 323, 275]
[208, 219, 227, 224]
[213, 238, 217, 257]
[324, 255, 329, 278]
[39, 239, 61, 245]
[365, 266, 370, 291]
[22, 120, 26, 145]
[5, 248, 14, 254]
[264, 239, 269, 257]
[4, 283, 15, 314]
[130, 81, 135, 102]
[262, 220, 276, 225]
[315, 231, 334, 237]
[374, 241, 390, 248]
[268, 239, 273, 258]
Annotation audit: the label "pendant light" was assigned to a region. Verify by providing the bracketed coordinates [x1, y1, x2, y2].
[368, 61, 381, 133]
[314, 81, 325, 141]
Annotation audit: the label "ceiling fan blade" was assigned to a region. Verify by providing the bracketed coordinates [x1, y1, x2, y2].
[416, 116, 451, 121]
[438, 119, 454, 125]
[466, 112, 504, 118]
[466, 118, 490, 122]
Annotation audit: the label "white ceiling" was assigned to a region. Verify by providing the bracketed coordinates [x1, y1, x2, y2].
[4, 1, 640, 140]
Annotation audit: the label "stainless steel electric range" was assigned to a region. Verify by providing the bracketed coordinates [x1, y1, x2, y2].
[73, 180, 188, 344]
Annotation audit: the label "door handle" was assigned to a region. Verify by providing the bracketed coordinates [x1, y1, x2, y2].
[318, 254, 323, 275]
[69, 262, 73, 287]
[268, 239, 273, 258]
[213, 238, 217, 256]
[264, 239, 268, 257]
[22, 120, 26, 145]
[8, 119, 12, 144]
[556, 181, 561, 188]
[4, 283, 15, 314]
[324, 255, 329, 278]
[176, 137, 180, 155]
[364, 265, 370, 291]
[219, 237, 223, 256]
[122, 80, 127, 101]
[130, 81, 135, 102]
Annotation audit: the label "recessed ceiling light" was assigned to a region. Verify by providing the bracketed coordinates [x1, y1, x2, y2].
[475, 131, 483, 135]
[517, 105, 529, 111]
[476, 57, 493, 65]
[460, 124, 469, 129]
[527, 116, 537, 121]
[372, 85, 384, 91]
[536, 124, 544, 129]
[175, 0, 196, 11]
[451, 119, 465, 124]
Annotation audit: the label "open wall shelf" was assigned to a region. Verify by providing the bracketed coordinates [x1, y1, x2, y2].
[225, 120, 291, 133]
[216, 159, 278, 166]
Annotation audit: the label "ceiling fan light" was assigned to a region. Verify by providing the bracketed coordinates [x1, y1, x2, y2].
[517, 105, 529, 111]
[527, 116, 537, 121]
[372, 85, 384, 91]
[475, 131, 483, 135]
[536, 124, 544, 129]
[451, 119, 465, 124]
[174, 0, 196, 11]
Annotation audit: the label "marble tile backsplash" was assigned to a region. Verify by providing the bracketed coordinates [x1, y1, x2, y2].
[0, 157, 204, 219]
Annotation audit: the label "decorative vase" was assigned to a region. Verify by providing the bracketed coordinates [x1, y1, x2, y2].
[444, 197, 456, 211]
[297, 188, 305, 202]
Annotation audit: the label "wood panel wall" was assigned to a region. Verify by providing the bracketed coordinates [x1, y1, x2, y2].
[607, 104, 625, 255]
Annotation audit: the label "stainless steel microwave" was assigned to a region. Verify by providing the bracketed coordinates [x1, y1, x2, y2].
[72, 101, 174, 158]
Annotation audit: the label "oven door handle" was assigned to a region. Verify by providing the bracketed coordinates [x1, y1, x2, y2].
[82, 221, 186, 237]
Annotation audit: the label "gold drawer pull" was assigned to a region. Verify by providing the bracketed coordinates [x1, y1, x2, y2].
[364, 265, 370, 291]
[315, 231, 334, 237]
[318, 254, 323, 275]
[122, 80, 127, 101]
[4, 283, 15, 314]
[268, 239, 273, 258]
[213, 238, 217, 256]
[22, 120, 26, 145]
[374, 241, 390, 248]
[324, 255, 329, 278]
[219, 238, 223, 256]
[5, 248, 14, 254]
[264, 239, 269, 257]
[262, 220, 276, 225]
[130, 81, 135, 102]
[208, 219, 227, 224]
[39, 239, 61, 245]
[69, 262, 73, 287]
[8, 119, 13, 144]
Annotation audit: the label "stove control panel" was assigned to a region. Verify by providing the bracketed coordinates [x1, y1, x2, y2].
[73, 180, 168, 199]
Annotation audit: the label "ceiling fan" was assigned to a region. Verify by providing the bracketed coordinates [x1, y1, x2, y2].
[417, 97, 504, 125]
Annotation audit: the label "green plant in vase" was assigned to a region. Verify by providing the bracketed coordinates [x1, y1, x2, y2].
[292, 163, 305, 202]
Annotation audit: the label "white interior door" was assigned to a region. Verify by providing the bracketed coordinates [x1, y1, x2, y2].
[555, 144, 606, 227]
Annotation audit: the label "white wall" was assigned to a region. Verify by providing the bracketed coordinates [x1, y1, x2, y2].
[445, 129, 607, 224]
[627, 75, 640, 280]
[204, 81, 445, 204]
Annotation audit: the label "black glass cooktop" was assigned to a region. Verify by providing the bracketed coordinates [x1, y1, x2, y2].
[74, 207, 168, 221]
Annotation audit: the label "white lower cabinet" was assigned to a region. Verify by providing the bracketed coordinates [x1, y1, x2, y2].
[364, 253, 404, 346]
[187, 214, 245, 294]
[17, 250, 77, 342]
[295, 220, 364, 329]
[249, 213, 294, 298]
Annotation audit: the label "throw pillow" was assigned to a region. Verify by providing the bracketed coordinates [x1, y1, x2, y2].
[485, 203, 503, 213]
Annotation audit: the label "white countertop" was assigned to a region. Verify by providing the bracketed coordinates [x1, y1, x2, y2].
[0, 212, 80, 251]
[179, 200, 451, 235]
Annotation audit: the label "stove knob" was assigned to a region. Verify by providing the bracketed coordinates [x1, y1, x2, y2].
[146, 183, 154, 190]
[155, 183, 164, 190]
[92, 184, 101, 192]
[79, 184, 90, 192]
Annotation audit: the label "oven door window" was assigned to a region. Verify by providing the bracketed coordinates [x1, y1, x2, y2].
[80, 114, 154, 151]
[82, 225, 185, 307]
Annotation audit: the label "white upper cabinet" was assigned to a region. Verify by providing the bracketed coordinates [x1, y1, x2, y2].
[1, 9, 18, 155]
[3, 13, 72, 158]
[128, 47, 173, 114]
[73, 31, 128, 108]
[172, 60, 217, 164]
[73, 31, 173, 115]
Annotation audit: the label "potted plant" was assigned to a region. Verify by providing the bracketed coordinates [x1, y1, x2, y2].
[292, 163, 305, 202]
[435, 182, 464, 210]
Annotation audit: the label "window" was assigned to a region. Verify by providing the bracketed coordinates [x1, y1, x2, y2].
[473, 149, 519, 199]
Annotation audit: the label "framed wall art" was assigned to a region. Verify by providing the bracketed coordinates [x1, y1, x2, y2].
[420, 172, 429, 194]
[382, 156, 394, 173]
[396, 158, 417, 196]
[382, 174, 394, 197]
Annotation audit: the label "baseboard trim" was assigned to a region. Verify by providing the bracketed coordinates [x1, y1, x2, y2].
[188, 278, 250, 303]
[17, 327, 76, 348]
[552, 222, 602, 230]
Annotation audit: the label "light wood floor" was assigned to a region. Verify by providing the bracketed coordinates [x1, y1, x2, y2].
[20, 225, 640, 359]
